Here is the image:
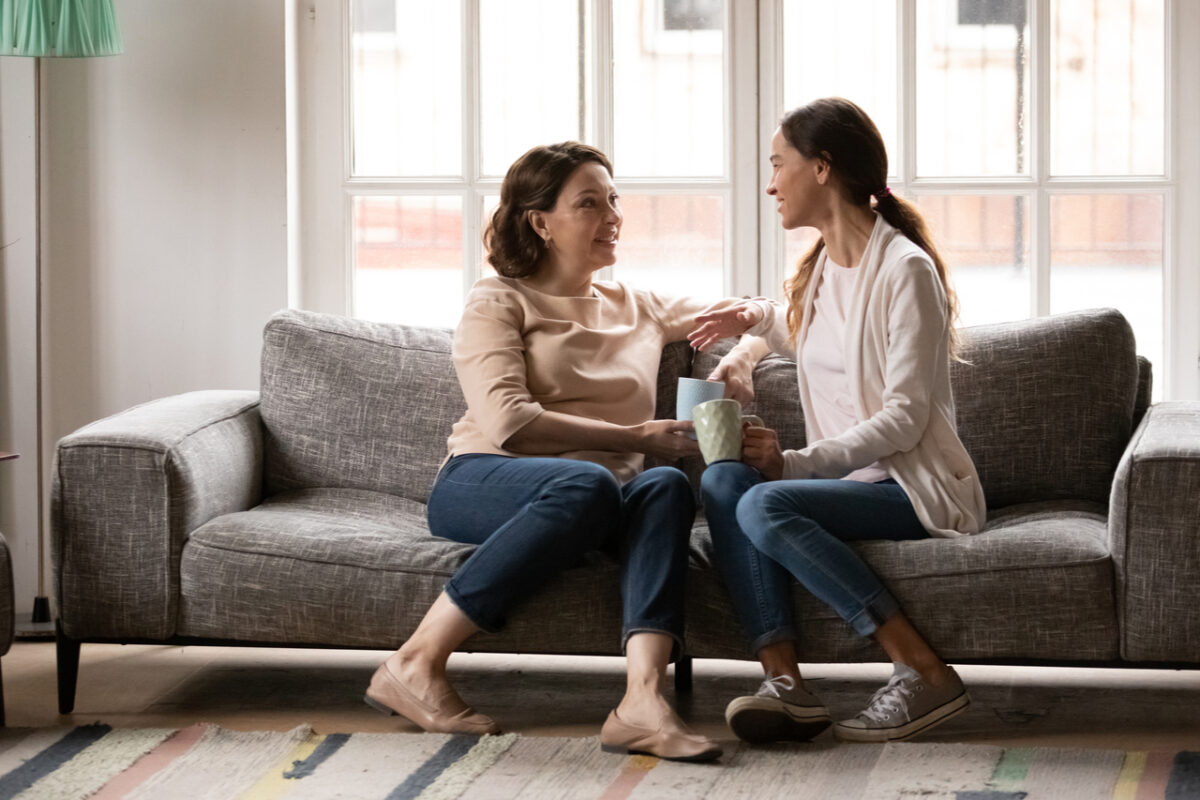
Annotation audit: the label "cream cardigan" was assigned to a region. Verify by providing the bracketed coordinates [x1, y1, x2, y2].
[749, 215, 987, 537]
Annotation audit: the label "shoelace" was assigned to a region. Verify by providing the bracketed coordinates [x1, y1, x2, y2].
[860, 674, 916, 723]
[757, 674, 797, 699]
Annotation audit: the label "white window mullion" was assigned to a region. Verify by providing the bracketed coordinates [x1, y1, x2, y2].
[341, 1, 357, 316]
[463, 0, 482, 296]
[588, 0, 615, 282]
[729, 0, 759, 297]
[1032, 0, 1051, 317]
[1165, 0, 1199, 399]
[1161, 0, 1175, 397]
[590, 0, 614, 155]
[757, 0, 784, 300]
[299, 0, 350, 315]
[898, 0, 916, 189]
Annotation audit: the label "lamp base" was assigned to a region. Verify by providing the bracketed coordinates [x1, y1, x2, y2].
[15, 596, 55, 639]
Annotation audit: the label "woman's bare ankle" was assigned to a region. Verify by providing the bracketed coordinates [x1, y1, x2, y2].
[616, 690, 678, 731]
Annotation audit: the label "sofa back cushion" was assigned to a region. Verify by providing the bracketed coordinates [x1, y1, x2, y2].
[952, 308, 1139, 508]
[693, 307, 1140, 509]
[261, 311, 465, 503]
[261, 311, 695, 502]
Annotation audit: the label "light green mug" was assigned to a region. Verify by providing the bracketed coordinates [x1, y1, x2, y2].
[692, 399, 764, 465]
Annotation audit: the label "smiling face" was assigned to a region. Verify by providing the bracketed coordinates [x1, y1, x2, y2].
[766, 127, 826, 230]
[530, 162, 622, 276]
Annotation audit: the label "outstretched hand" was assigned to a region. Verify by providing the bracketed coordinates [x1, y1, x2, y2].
[687, 301, 765, 352]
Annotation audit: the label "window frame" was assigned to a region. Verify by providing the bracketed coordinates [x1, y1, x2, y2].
[295, 0, 1200, 399]
[297, 0, 760, 320]
[758, 0, 1197, 399]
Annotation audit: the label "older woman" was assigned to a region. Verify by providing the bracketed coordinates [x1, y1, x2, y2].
[364, 141, 748, 762]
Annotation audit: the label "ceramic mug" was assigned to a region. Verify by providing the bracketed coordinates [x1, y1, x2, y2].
[676, 377, 725, 439]
[692, 399, 764, 464]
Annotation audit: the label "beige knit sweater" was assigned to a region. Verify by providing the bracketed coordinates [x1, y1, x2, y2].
[447, 276, 724, 484]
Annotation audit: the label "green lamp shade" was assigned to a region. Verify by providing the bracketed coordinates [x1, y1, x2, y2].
[1, 0, 123, 57]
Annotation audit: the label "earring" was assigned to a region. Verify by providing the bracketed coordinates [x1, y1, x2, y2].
[543, 235, 551, 249]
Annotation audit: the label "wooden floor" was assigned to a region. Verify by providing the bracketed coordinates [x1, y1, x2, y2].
[3, 640, 1199, 751]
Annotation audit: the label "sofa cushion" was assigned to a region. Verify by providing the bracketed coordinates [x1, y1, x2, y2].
[178, 488, 627, 652]
[952, 308, 1139, 508]
[261, 311, 696, 501]
[692, 308, 1138, 510]
[179, 491, 1117, 662]
[684, 500, 1119, 663]
[260, 310, 463, 503]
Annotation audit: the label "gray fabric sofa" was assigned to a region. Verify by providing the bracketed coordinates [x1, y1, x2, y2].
[51, 307, 1200, 714]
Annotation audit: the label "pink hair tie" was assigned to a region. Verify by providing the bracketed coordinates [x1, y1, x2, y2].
[874, 186, 892, 199]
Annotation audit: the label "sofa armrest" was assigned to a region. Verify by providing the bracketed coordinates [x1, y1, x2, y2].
[1109, 401, 1200, 662]
[52, 390, 262, 640]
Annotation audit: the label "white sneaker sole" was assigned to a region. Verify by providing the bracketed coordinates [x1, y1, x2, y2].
[725, 695, 832, 743]
[832, 691, 970, 743]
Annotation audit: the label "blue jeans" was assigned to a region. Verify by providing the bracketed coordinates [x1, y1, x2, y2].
[700, 461, 927, 654]
[427, 454, 695, 655]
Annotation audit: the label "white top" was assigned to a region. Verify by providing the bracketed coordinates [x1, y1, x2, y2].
[748, 215, 987, 537]
[802, 257, 888, 484]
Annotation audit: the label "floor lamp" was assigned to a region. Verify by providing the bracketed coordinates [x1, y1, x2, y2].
[1, 0, 123, 633]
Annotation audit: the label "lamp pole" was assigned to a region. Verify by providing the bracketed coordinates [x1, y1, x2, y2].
[2, 0, 125, 637]
[31, 54, 50, 630]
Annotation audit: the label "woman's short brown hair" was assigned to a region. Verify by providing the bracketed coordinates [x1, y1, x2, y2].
[484, 142, 613, 278]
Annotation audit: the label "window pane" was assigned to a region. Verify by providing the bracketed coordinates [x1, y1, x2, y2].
[612, 0, 725, 177]
[917, 195, 1031, 326]
[782, 196, 1032, 328]
[1051, 0, 1164, 176]
[351, 0, 461, 177]
[479, 0, 581, 177]
[353, 196, 463, 328]
[1049, 194, 1163, 378]
[917, 1, 1029, 177]
[612, 194, 724, 300]
[781, 0, 897, 174]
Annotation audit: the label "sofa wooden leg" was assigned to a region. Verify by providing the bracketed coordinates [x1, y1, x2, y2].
[55, 622, 81, 715]
[673, 655, 693, 694]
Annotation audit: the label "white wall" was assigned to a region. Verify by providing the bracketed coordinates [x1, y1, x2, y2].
[1, 0, 290, 612]
[0, 59, 42, 615]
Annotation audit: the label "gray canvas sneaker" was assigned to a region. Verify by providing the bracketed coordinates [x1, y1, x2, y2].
[833, 663, 970, 743]
[724, 674, 832, 743]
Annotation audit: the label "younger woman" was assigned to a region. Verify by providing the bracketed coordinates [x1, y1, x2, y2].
[689, 98, 986, 744]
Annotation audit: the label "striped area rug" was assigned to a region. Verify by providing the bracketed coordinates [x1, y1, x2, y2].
[0, 724, 1196, 800]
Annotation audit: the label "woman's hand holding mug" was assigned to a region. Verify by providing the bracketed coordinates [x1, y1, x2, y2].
[741, 424, 784, 481]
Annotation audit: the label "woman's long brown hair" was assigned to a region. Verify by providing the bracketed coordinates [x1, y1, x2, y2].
[780, 98, 961, 356]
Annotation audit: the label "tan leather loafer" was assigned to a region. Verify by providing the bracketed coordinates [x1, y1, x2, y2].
[364, 660, 500, 735]
[599, 709, 722, 762]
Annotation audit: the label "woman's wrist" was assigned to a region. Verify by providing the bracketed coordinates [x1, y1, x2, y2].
[729, 337, 767, 367]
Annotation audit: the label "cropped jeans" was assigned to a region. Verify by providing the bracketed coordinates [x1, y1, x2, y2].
[427, 454, 695, 656]
[700, 461, 927, 655]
